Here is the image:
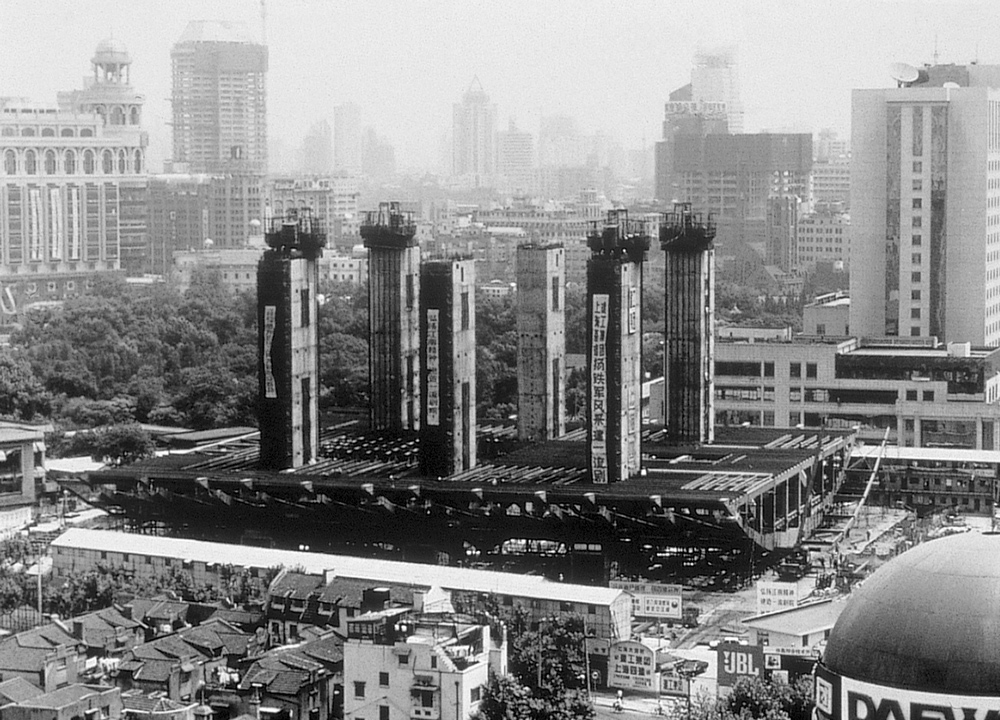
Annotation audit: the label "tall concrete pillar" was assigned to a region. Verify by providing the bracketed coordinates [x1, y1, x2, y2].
[420, 258, 477, 477]
[516, 243, 565, 441]
[586, 210, 649, 484]
[258, 208, 325, 469]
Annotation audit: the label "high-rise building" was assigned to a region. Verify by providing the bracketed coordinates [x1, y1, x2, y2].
[420, 258, 476, 477]
[361, 203, 421, 434]
[496, 121, 535, 195]
[850, 63, 1000, 344]
[516, 243, 565, 441]
[452, 78, 496, 188]
[148, 173, 212, 276]
[171, 21, 267, 248]
[0, 40, 148, 323]
[257, 209, 325, 470]
[766, 195, 801, 272]
[586, 211, 649, 484]
[333, 103, 361, 176]
[691, 47, 744, 134]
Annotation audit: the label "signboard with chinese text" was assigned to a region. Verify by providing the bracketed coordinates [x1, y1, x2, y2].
[609, 640, 656, 692]
[426, 309, 440, 426]
[590, 294, 609, 483]
[610, 581, 683, 620]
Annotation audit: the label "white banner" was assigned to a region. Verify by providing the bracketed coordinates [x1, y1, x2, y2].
[263, 306, 277, 398]
[590, 294, 609, 483]
[426, 309, 440, 426]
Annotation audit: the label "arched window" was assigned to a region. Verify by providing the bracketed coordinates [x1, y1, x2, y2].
[79, 128, 94, 137]
[83, 149, 95, 175]
[133, 149, 142, 174]
[44, 150, 57, 175]
[129, 106, 140, 125]
[41, 127, 55, 137]
[1, 127, 14, 137]
[24, 150, 36, 175]
[117, 150, 127, 174]
[111, 106, 125, 125]
[3, 150, 15, 175]
[102, 150, 113, 174]
[60, 128, 75, 137]
[64, 149, 76, 175]
[20, 128, 35, 137]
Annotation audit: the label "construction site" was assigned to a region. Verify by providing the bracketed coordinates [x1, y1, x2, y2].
[69, 203, 858, 589]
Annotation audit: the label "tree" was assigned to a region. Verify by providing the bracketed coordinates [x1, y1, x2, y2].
[688, 676, 815, 720]
[0, 352, 50, 420]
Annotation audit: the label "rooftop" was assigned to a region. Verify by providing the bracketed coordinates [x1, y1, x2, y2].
[742, 598, 846, 636]
[53, 528, 625, 606]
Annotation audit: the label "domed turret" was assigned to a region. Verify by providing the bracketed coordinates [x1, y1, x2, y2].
[91, 38, 131, 85]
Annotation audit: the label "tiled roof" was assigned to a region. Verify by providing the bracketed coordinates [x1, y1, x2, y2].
[0, 677, 43, 704]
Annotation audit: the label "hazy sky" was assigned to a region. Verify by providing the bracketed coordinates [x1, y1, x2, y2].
[1, 0, 997, 172]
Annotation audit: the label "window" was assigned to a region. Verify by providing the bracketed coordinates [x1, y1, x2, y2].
[354, 681, 366, 699]
[912, 289, 922, 300]
[587, 604, 597, 614]
[300, 288, 310, 326]
[913, 161, 923, 173]
[406, 274, 414, 310]
[913, 179, 923, 191]
[430, 656, 437, 669]
[911, 327, 922, 336]
[912, 235, 922, 246]
[379, 672, 389, 687]
[552, 276, 560, 311]
[905, 418, 915, 432]
[379, 707, 389, 720]
[912, 253, 922, 265]
[398, 654, 409, 666]
[816, 324, 826, 335]
[471, 686, 482, 703]
[911, 308, 921, 319]
[790, 363, 802, 379]
[763, 362, 774, 377]
[912, 272, 922, 283]
[461, 291, 470, 330]
[912, 198, 923, 209]
[912, 216, 922, 228]
[923, 390, 935, 402]
[806, 363, 817, 379]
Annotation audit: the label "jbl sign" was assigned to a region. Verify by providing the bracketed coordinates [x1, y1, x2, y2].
[717, 643, 764, 686]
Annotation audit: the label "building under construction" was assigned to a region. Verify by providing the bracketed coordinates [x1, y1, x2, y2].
[361, 202, 421, 433]
[68, 201, 858, 587]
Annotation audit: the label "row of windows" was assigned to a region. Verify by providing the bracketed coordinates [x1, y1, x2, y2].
[3, 148, 143, 175]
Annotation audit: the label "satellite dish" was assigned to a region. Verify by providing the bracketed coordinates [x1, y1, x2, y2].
[889, 62, 920, 86]
[943, 81, 960, 89]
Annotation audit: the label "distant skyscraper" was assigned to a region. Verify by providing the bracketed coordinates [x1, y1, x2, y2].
[851, 63, 1000, 345]
[691, 47, 743, 134]
[333, 103, 361, 175]
[171, 21, 267, 173]
[452, 78, 496, 187]
[171, 21, 267, 247]
[361, 128, 396, 182]
[301, 119, 333, 176]
[496, 121, 535, 195]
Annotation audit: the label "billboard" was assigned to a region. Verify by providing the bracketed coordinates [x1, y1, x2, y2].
[757, 579, 803, 613]
[609, 640, 657, 692]
[610, 580, 683, 620]
[815, 666, 1000, 720]
[717, 643, 764, 687]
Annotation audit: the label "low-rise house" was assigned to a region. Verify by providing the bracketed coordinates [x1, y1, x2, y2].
[0, 624, 87, 692]
[120, 692, 196, 720]
[57, 607, 146, 666]
[115, 619, 258, 702]
[239, 632, 343, 720]
[266, 572, 413, 644]
[0, 680, 122, 720]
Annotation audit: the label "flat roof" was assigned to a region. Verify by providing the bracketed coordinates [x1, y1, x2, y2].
[852, 444, 1000, 465]
[742, 598, 847, 636]
[51, 529, 625, 607]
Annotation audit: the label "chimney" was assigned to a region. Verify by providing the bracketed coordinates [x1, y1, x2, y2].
[73, 620, 84, 641]
[361, 587, 391, 613]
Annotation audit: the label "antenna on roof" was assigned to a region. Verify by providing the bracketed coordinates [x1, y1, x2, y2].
[260, 0, 267, 45]
[933, 33, 939, 65]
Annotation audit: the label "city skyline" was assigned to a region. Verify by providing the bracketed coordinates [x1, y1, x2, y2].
[2, 0, 997, 174]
